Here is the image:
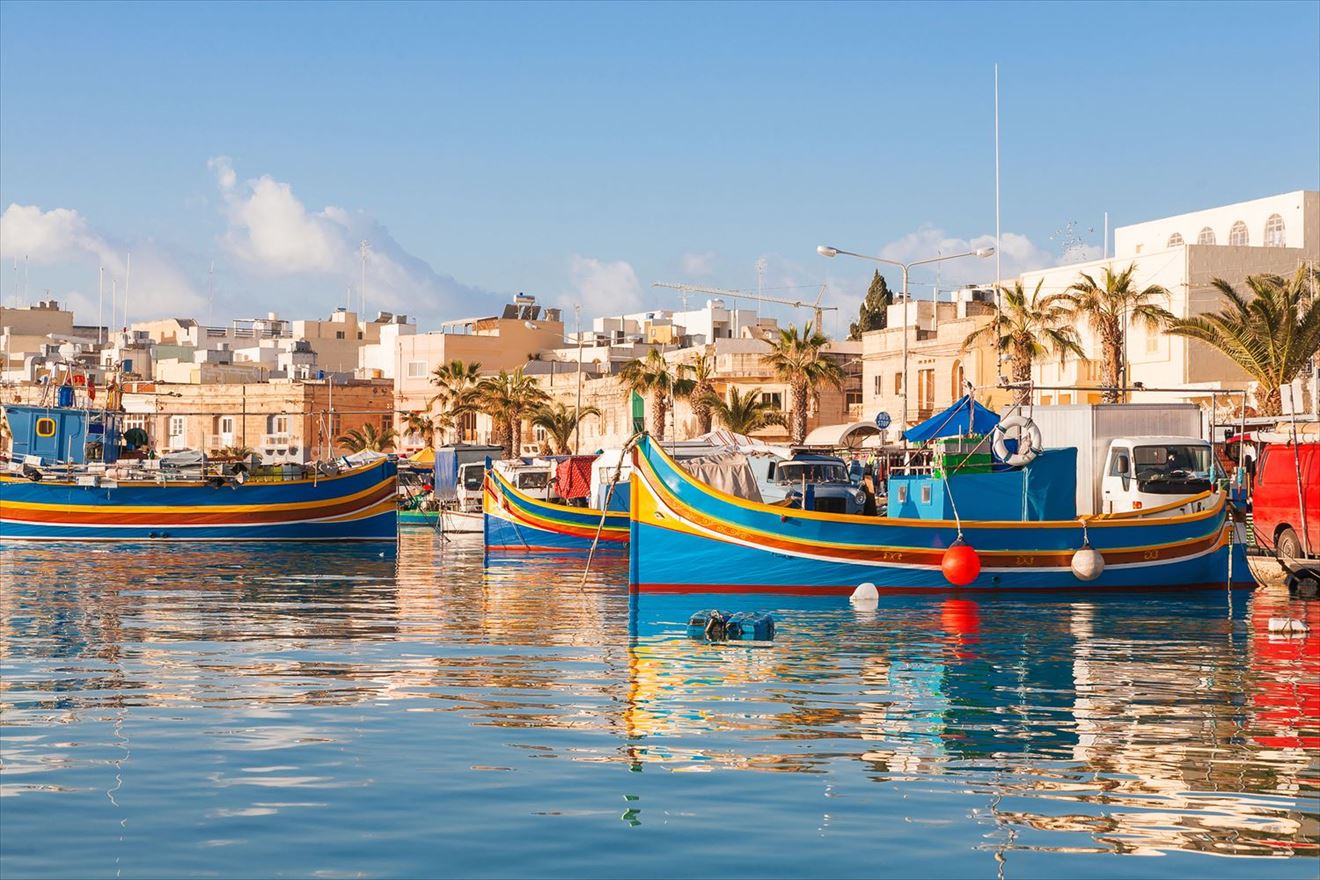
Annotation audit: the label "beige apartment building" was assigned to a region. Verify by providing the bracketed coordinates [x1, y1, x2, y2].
[860, 292, 1011, 441]
[391, 296, 567, 449]
[120, 378, 396, 462]
[529, 337, 862, 452]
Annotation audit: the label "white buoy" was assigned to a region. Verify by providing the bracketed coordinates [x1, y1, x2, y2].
[1070, 544, 1105, 581]
[1268, 617, 1310, 634]
[850, 582, 879, 607]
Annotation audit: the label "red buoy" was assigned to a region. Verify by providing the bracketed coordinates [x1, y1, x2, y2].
[941, 540, 981, 587]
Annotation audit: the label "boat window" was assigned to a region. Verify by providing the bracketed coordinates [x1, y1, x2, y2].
[517, 472, 549, 490]
[462, 468, 484, 490]
[1133, 444, 1211, 479]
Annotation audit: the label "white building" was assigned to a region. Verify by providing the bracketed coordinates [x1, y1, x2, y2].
[591, 299, 777, 348]
[1023, 190, 1319, 412]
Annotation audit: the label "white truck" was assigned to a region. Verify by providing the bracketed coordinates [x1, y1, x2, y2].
[1024, 404, 1218, 516]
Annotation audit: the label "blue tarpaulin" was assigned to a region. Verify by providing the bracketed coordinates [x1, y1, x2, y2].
[902, 395, 1000, 443]
[433, 448, 458, 501]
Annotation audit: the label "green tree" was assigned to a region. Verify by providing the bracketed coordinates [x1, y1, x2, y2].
[402, 410, 436, 448]
[1164, 267, 1320, 416]
[685, 349, 717, 435]
[336, 423, 395, 453]
[618, 349, 695, 441]
[428, 359, 482, 443]
[531, 400, 602, 455]
[961, 279, 1085, 404]
[763, 322, 843, 444]
[848, 270, 893, 340]
[472, 368, 549, 457]
[701, 387, 786, 435]
[1062, 264, 1172, 402]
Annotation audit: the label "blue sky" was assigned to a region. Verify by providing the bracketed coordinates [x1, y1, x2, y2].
[2, 1, 1317, 334]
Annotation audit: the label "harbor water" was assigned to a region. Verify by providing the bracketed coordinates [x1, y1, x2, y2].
[1, 531, 1316, 878]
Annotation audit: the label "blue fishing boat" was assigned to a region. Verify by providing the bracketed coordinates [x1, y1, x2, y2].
[628, 433, 1254, 594]
[482, 464, 628, 553]
[1, 403, 397, 543]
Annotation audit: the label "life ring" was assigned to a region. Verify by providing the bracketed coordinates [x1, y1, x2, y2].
[992, 414, 1042, 467]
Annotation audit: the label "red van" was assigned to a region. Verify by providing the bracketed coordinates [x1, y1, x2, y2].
[1253, 441, 1319, 559]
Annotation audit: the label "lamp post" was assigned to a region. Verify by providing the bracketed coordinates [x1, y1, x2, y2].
[574, 304, 584, 456]
[817, 245, 993, 442]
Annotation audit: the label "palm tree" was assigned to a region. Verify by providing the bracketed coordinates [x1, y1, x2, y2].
[472, 368, 549, 456]
[618, 349, 694, 441]
[701, 387, 786, 435]
[1062, 264, 1172, 402]
[685, 349, 717, 435]
[961, 279, 1085, 404]
[401, 411, 437, 449]
[1164, 267, 1320, 416]
[428, 359, 482, 443]
[763, 322, 843, 444]
[336, 423, 395, 453]
[531, 400, 602, 454]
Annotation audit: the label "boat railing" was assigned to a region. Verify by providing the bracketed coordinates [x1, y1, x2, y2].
[3, 457, 358, 485]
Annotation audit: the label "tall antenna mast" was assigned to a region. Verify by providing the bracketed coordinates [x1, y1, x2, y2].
[98, 266, 105, 345]
[359, 240, 370, 318]
[122, 252, 132, 330]
[994, 63, 1004, 385]
[755, 257, 767, 321]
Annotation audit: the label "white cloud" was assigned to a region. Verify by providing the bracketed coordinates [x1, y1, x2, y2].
[875, 225, 1055, 285]
[0, 203, 205, 321]
[681, 250, 716, 277]
[209, 156, 491, 321]
[0, 203, 121, 271]
[566, 255, 643, 317]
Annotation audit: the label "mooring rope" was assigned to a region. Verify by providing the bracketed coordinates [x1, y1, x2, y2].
[581, 431, 646, 587]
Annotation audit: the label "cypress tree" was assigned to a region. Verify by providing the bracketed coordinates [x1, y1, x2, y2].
[848, 270, 893, 340]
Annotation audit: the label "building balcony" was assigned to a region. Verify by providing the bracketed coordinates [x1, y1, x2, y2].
[261, 433, 293, 447]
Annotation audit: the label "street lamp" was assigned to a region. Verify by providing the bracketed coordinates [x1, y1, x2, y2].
[573, 304, 584, 456]
[816, 244, 994, 441]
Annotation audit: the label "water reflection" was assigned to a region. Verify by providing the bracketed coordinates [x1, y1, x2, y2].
[1, 536, 1316, 875]
[624, 589, 1319, 859]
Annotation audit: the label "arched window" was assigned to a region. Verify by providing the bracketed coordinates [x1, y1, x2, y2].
[1197, 226, 1216, 245]
[951, 360, 965, 400]
[1229, 221, 1249, 246]
[1167, 233, 1184, 247]
[1264, 213, 1286, 247]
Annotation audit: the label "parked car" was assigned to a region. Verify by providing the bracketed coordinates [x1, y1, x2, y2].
[1253, 440, 1319, 559]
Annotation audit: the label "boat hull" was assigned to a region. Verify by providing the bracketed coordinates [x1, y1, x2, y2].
[629, 437, 1254, 594]
[483, 467, 628, 553]
[0, 459, 398, 542]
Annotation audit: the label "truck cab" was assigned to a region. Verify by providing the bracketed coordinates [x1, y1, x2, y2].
[1100, 436, 1216, 515]
[768, 454, 866, 515]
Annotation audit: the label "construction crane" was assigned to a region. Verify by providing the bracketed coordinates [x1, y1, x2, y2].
[652, 281, 838, 333]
